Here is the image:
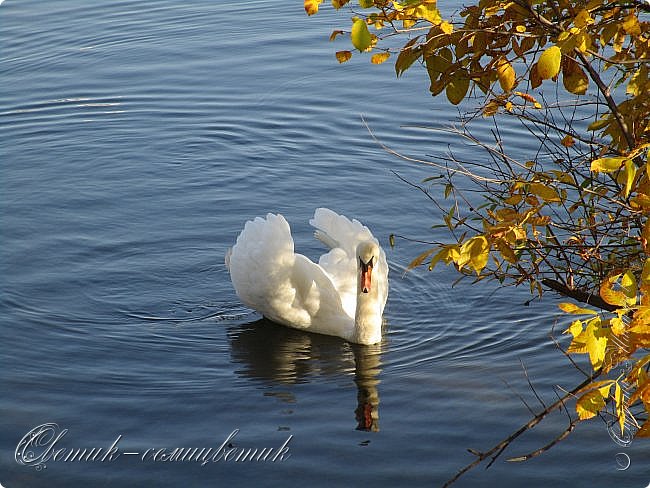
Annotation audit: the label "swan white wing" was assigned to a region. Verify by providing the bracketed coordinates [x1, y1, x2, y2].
[310, 208, 388, 317]
[228, 213, 352, 337]
[310, 207, 375, 255]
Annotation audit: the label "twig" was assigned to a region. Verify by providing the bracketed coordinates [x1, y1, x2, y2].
[442, 371, 601, 487]
[506, 419, 578, 462]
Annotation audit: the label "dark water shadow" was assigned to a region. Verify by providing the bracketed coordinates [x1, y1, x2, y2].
[226, 318, 383, 431]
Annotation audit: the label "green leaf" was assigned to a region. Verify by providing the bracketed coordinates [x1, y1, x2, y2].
[529, 182, 562, 202]
[588, 116, 611, 131]
[562, 57, 589, 95]
[351, 18, 371, 52]
[395, 38, 421, 77]
[446, 73, 470, 105]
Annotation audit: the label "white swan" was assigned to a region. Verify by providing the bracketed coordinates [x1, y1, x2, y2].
[226, 208, 388, 345]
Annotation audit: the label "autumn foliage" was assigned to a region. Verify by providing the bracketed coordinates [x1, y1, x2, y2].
[306, 0, 650, 460]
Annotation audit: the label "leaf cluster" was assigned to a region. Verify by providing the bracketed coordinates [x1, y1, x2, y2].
[306, 0, 650, 456]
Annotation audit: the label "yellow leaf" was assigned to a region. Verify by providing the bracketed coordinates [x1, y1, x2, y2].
[537, 46, 561, 80]
[613, 30, 625, 53]
[611, 316, 626, 335]
[622, 13, 641, 36]
[600, 274, 627, 307]
[416, 4, 442, 24]
[331, 0, 349, 7]
[615, 382, 625, 434]
[621, 270, 637, 306]
[351, 18, 371, 52]
[621, 159, 636, 198]
[371, 52, 390, 64]
[529, 182, 561, 202]
[335, 50, 352, 63]
[636, 419, 650, 437]
[440, 21, 453, 35]
[408, 248, 435, 270]
[583, 317, 609, 369]
[496, 58, 516, 92]
[359, 0, 373, 7]
[559, 302, 598, 315]
[576, 384, 611, 420]
[515, 25, 526, 33]
[574, 9, 594, 28]
[304, 0, 322, 16]
[494, 238, 517, 263]
[459, 235, 490, 274]
[591, 157, 626, 173]
[600, 23, 618, 46]
[428, 245, 460, 270]
[565, 319, 583, 338]
[588, 116, 611, 132]
[642, 259, 650, 285]
[574, 31, 591, 53]
[446, 74, 470, 105]
[483, 100, 499, 117]
[627, 65, 647, 96]
[562, 56, 589, 95]
[504, 193, 522, 205]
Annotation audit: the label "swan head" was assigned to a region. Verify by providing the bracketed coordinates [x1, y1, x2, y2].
[357, 241, 380, 295]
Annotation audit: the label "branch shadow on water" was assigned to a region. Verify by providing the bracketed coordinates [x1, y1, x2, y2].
[226, 318, 384, 432]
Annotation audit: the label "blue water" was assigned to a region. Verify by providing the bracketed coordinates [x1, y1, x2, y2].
[1, 1, 648, 487]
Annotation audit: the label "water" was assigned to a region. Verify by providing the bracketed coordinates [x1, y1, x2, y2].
[1, 1, 648, 486]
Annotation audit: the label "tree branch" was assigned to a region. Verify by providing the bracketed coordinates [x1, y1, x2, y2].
[541, 278, 617, 311]
[443, 371, 601, 487]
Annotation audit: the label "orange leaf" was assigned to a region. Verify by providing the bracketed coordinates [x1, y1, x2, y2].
[371, 52, 390, 64]
[335, 50, 352, 63]
[329, 30, 345, 41]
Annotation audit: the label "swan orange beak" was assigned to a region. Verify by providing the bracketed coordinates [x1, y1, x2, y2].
[360, 259, 373, 294]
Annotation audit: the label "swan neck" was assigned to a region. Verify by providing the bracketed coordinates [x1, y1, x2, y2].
[354, 289, 382, 345]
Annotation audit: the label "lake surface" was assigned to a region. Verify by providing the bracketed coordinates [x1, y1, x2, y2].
[1, 1, 648, 486]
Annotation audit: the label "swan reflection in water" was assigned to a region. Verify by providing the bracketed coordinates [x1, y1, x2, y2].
[227, 318, 383, 432]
